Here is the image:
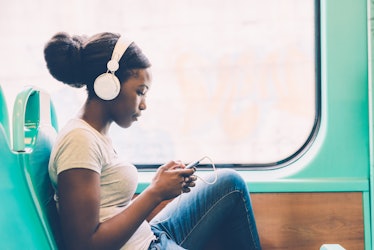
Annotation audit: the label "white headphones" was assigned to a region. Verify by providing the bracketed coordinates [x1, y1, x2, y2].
[93, 37, 133, 100]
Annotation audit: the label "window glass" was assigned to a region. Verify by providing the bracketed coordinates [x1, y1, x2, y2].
[0, 0, 316, 167]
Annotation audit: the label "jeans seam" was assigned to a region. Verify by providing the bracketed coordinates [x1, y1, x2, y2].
[239, 189, 260, 249]
[176, 190, 240, 245]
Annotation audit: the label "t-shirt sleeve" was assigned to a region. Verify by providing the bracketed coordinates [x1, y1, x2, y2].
[54, 128, 103, 175]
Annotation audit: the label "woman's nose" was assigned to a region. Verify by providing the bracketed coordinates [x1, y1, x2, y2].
[139, 100, 147, 110]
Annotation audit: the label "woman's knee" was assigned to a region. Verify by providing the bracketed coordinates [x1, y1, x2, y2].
[216, 169, 248, 191]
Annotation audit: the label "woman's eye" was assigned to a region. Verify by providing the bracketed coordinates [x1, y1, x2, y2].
[137, 90, 146, 96]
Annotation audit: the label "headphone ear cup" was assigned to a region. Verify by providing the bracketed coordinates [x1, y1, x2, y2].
[93, 73, 121, 101]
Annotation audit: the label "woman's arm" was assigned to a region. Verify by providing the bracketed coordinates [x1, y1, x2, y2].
[57, 161, 195, 250]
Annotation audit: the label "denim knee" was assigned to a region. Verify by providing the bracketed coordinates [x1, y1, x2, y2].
[215, 168, 248, 192]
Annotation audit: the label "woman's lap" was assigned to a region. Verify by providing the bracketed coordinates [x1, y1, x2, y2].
[149, 169, 261, 250]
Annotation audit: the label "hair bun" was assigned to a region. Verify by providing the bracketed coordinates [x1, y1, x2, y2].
[44, 32, 87, 87]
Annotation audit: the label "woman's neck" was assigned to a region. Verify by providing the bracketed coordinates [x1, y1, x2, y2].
[78, 99, 111, 135]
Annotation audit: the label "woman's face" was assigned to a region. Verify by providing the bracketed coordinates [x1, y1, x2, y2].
[110, 68, 152, 128]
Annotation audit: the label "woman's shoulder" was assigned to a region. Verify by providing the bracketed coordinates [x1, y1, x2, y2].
[58, 118, 99, 139]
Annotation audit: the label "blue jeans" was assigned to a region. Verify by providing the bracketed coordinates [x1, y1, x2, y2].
[149, 169, 261, 250]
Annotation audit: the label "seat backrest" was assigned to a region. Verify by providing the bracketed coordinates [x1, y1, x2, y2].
[0, 85, 24, 248]
[12, 87, 61, 249]
[0, 86, 60, 249]
[0, 99, 26, 249]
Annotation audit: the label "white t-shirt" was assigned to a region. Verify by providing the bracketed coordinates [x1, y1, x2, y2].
[48, 118, 155, 250]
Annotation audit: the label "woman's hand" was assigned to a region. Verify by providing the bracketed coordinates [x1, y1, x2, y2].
[149, 161, 197, 201]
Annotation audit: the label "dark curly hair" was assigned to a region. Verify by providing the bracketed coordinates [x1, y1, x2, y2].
[43, 32, 151, 98]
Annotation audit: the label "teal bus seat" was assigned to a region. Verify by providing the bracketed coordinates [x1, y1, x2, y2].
[0, 85, 10, 144]
[6, 86, 61, 249]
[0, 118, 28, 248]
[0, 85, 32, 248]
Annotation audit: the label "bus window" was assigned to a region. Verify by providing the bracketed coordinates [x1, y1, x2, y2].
[0, 0, 317, 169]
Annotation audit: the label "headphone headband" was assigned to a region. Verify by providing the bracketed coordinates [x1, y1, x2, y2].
[107, 37, 133, 72]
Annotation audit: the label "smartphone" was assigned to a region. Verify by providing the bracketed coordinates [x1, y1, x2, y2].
[185, 160, 200, 169]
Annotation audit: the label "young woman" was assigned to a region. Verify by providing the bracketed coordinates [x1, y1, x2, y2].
[44, 32, 261, 250]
